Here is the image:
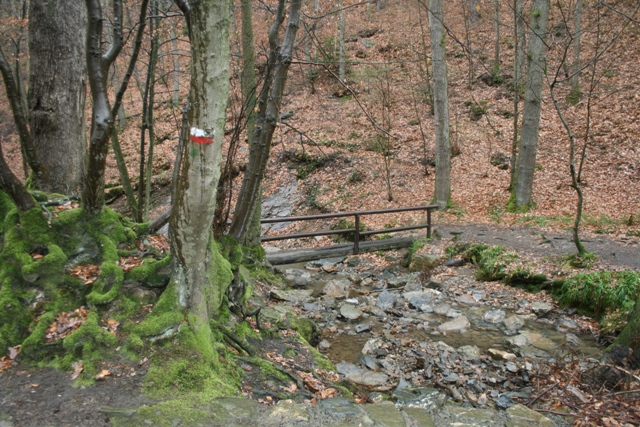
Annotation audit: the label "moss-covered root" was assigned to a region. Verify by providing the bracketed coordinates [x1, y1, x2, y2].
[62, 311, 118, 382]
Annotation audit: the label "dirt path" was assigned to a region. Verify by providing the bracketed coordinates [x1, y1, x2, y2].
[434, 223, 640, 270]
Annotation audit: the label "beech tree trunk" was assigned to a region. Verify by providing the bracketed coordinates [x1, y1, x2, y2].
[169, 0, 230, 331]
[513, 0, 549, 209]
[570, 0, 583, 101]
[229, 0, 303, 244]
[428, 0, 451, 209]
[28, 0, 87, 195]
[82, 0, 123, 215]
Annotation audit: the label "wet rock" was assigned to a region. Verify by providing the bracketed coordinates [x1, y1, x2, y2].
[488, 349, 517, 361]
[507, 334, 530, 348]
[521, 332, 556, 352]
[443, 258, 464, 267]
[563, 333, 582, 348]
[445, 405, 498, 425]
[505, 362, 519, 373]
[403, 407, 437, 426]
[260, 306, 288, 324]
[503, 315, 525, 332]
[307, 257, 346, 269]
[340, 303, 363, 320]
[303, 302, 323, 312]
[495, 394, 515, 409]
[446, 308, 463, 318]
[404, 273, 422, 291]
[357, 354, 380, 371]
[457, 294, 478, 305]
[409, 253, 441, 273]
[472, 289, 487, 301]
[506, 403, 557, 426]
[318, 339, 331, 350]
[392, 387, 441, 410]
[363, 401, 405, 427]
[556, 318, 578, 333]
[355, 323, 372, 333]
[270, 289, 314, 303]
[376, 290, 396, 310]
[434, 304, 451, 315]
[438, 315, 470, 333]
[336, 362, 389, 387]
[531, 302, 553, 316]
[346, 256, 360, 267]
[362, 338, 384, 355]
[426, 279, 444, 290]
[323, 279, 350, 299]
[483, 309, 506, 324]
[458, 345, 481, 359]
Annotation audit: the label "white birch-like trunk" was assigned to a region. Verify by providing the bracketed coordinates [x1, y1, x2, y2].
[429, 0, 451, 209]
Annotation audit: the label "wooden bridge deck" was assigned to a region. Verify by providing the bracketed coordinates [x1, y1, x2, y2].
[265, 235, 418, 265]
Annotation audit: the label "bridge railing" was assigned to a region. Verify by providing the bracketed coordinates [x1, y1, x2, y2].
[260, 205, 439, 255]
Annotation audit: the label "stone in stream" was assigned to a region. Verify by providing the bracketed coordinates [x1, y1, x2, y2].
[563, 333, 582, 348]
[487, 348, 517, 361]
[483, 309, 506, 324]
[340, 303, 363, 320]
[531, 301, 554, 316]
[495, 394, 515, 409]
[362, 401, 406, 427]
[457, 345, 481, 359]
[457, 294, 478, 305]
[335, 362, 389, 387]
[426, 279, 444, 290]
[323, 279, 350, 299]
[306, 257, 346, 269]
[438, 315, 470, 333]
[520, 331, 556, 352]
[357, 354, 380, 371]
[556, 318, 578, 332]
[503, 315, 525, 331]
[362, 338, 384, 355]
[354, 323, 371, 333]
[376, 290, 396, 310]
[269, 289, 314, 304]
[433, 304, 451, 315]
[506, 334, 530, 348]
[446, 308, 463, 318]
[317, 339, 331, 350]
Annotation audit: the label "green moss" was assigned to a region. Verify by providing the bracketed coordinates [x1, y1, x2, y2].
[218, 235, 243, 269]
[21, 311, 56, 358]
[0, 281, 31, 352]
[206, 240, 234, 313]
[288, 316, 317, 344]
[125, 255, 171, 288]
[125, 282, 184, 341]
[235, 320, 260, 340]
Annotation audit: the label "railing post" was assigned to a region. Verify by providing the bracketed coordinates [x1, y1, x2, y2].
[354, 214, 360, 255]
[427, 208, 432, 239]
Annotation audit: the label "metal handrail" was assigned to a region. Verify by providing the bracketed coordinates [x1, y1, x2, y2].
[260, 204, 439, 255]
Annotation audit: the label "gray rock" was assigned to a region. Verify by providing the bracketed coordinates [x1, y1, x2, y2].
[483, 309, 506, 324]
[376, 290, 396, 310]
[357, 354, 380, 371]
[340, 303, 363, 320]
[434, 304, 451, 315]
[495, 394, 515, 409]
[323, 279, 350, 299]
[426, 279, 444, 290]
[336, 362, 389, 387]
[457, 294, 478, 305]
[318, 339, 331, 350]
[521, 331, 556, 352]
[505, 362, 519, 373]
[409, 253, 441, 273]
[458, 345, 481, 359]
[488, 348, 517, 361]
[531, 302, 553, 316]
[362, 401, 405, 427]
[307, 257, 346, 268]
[507, 334, 531, 348]
[556, 318, 578, 332]
[269, 289, 313, 303]
[506, 403, 557, 426]
[355, 323, 372, 333]
[362, 338, 384, 355]
[472, 289, 487, 300]
[504, 315, 525, 331]
[564, 333, 582, 347]
[446, 308, 463, 318]
[438, 316, 470, 333]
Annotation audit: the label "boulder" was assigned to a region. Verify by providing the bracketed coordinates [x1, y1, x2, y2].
[438, 316, 470, 333]
[409, 253, 441, 273]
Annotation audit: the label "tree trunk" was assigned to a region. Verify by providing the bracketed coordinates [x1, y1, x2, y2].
[509, 0, 524, 190]
[82, 0, 123, 215]
[169, 0, 230, 334]
[428, 0, 451, 209]
[28, 0, 87, 195]
[569, 0, 583, 102]
[493, 0, 500, 72]
[338, 0, 346, 82]
[0, 142, 36, 212]
[512, 0, 549, 210]
[229, 0, 303, 243]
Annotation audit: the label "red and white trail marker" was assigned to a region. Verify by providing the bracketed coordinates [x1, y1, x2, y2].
[190, 127, 214, 145]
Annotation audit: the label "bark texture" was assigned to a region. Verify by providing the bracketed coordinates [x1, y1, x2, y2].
[428, 0, 451, 209]
[28, 0, 87, 195]
[169, 0, 230, 327]
[513, 0, 549, 208]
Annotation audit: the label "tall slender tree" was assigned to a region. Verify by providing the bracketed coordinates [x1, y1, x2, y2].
[428, 0, 451, 209]
[512, 0, 549, 210]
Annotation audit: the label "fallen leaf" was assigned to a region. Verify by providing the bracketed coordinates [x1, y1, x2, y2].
[95, 369, 110, 380]
[70, 360, 84, 380]
[8, 345, 21, 360]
